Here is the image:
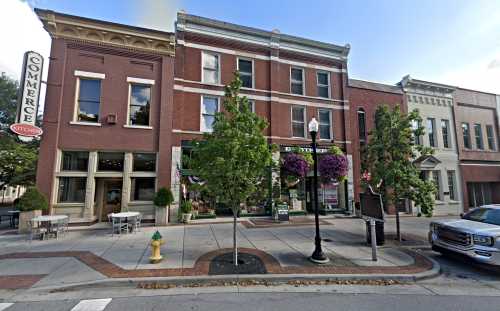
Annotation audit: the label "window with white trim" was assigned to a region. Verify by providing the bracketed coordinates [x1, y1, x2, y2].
[129, 84, 151, 126]
[474, 123, 484, 150]
[290, 67, 304, 95]
[201, 96, 219, 132]
[447, 170, 456, 201]
[316, 71, 330, 98]
[291, 106, 306, 137]
[202, 52, 220, 84]
[318, 109, 332, 140]
[237, 58, 253, 88]
[486, 125, 496, 150]
[76, 78, 101, 123]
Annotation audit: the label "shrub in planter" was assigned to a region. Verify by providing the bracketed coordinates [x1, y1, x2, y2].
[17, 187, 48, 234]
[180, 200, 193, 223]
[153, 187, 174, 226]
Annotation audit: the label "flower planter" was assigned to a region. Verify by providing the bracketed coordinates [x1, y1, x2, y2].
[182, 213, 192, 223]
[154, 207, 169, 226]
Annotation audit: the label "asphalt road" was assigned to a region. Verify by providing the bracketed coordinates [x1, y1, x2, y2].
[3, 293, 500, 311]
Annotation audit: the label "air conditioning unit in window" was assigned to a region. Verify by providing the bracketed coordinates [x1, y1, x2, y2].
[106, 114, 117, 124]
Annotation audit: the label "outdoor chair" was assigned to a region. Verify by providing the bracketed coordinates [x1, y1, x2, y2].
[27, 220, 47, 242]
[131, 213, 142, 233]
[49, 218, 69, 239]
[108, 213, 128, 236]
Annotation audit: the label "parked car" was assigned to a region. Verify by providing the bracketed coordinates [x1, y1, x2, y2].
[429, 204, 500, 266]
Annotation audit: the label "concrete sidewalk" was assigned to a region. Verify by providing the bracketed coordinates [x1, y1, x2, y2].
[0, 217, 437, 291]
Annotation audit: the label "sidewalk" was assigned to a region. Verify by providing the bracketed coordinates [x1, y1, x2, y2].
[0, 217, 437, 291]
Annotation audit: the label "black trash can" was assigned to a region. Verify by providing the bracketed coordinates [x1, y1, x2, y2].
[365, 220, 385, 245]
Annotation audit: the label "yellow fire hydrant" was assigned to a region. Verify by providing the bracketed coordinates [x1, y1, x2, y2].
[149, 231, 165, 264]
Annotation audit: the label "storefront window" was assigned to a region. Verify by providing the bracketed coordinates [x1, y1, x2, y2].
[133, 153, 156, 171]
[130, 177, 155, 201]
[61, 151, 89, 171]
[58, 177, 86, 203]
[98, 152, 124, 171]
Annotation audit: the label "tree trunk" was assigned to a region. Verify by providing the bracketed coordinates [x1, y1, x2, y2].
[233, 209, 238, 266]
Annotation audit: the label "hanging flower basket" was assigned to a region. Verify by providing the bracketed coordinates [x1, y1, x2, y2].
[282, 153, 309, 187]
[318, 154, 349, 183]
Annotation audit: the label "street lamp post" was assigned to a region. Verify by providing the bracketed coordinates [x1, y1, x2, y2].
[308, 118, 330, 264]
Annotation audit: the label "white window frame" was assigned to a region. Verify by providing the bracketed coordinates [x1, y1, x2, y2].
[317, 109, 332, 140]
[201, 51, 220, 84]
[72, 71, 105, 126]
[291, 105, 307, 138]
[441, 119, 451, 149]
[290, 67, 305, 95]
[447, 170, 457, 201]
[200, 95, 220, 133]
[237, 57, 254, 89]
[316, 71, 330, 99]
[432, 170, 442, 201]
[125, 77, 155, 129]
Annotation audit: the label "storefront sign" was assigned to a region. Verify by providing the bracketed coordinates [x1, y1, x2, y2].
[13, 51, 44, 142]
[281, 146, 329, 154]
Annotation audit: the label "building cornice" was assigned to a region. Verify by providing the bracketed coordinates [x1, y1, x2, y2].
[399, 75, 456, 94]
[35, 8, 175, 57]
[176, 12, 349, 61]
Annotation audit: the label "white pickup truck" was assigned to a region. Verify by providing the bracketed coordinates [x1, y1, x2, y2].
[429, 204, 500, 266]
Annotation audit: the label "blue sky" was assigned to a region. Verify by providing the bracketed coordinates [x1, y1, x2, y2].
[2, 0, 500, 93]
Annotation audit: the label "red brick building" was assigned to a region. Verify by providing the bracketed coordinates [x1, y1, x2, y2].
[171, 13, 356, 218]
[453, 88, 500, 210]
[35, 9, 175, 223]
[347, 79, 405, 212]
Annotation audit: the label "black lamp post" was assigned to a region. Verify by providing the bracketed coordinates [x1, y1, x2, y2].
[308, 118, 330, 264]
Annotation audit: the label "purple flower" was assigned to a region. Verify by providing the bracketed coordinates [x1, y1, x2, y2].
[282, 153, 309, 178]
[318, 154, 348, 182]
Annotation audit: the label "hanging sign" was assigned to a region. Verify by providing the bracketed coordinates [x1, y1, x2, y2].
[11, 51, 44, 142]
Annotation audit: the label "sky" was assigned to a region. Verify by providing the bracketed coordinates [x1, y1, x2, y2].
[1, 0, 500, 99]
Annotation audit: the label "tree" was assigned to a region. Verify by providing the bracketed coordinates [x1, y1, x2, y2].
[365, 105, 436, 239]
[0, 73, 39, 188]
[190, 72, 273, 266]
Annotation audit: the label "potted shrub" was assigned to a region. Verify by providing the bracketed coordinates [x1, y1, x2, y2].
[17, 187, 48, 234]
[180, 200, 193, 223]
[153, 187, 174, 226]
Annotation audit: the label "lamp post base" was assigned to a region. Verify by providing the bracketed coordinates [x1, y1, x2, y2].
[309, 251, 330, 264]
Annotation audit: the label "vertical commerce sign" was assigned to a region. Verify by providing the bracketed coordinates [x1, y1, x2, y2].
[10, 51, 44, 142]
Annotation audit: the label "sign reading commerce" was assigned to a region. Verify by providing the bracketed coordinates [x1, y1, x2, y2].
[11, 51, 44, 142]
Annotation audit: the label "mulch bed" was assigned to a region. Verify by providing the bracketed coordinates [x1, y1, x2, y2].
[208, 252, 267, 275]
[242, 217, 331, 228]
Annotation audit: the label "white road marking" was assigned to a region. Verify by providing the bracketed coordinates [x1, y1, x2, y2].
[0, 303, 13, 311]
[70, 298, 112, 311]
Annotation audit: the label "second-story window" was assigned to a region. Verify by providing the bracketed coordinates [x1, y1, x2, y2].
[441, 119, 450, 148]
[291, 106, 306, 138]
[316, 71, 330, 98]
[412, 119, 422, 145]
[474, 123, 484, 150]
[290, 68, 304, 95]
[77, 78, 101, 123]
[201, 96, 219, 132]
[129, 84, 151, 126]
[237, 58, 253, 88]
[357, 108, 366, 143]
[462, 122, 471, 149]
[486, 125, 496, 150]
[318, 109, 332, 140]
[202, 52, 219, 84]
[427, 118, 437, 147]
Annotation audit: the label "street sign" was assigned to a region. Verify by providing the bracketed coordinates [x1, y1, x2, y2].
[13, 51, 44, 142]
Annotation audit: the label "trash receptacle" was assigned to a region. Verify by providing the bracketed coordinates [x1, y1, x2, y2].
[365, 220, 385, 245]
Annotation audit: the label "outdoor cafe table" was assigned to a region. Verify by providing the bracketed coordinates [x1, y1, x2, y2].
[31, 215, 68, 239]
[110, 212, 140, 233]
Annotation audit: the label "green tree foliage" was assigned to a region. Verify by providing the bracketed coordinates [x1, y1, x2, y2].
[153, 187, 174, 207]
[0, 74, 39, 188]
[365, 105, 436, 216]
[190, 72, 272, 265]
[17, 187, 48, 212]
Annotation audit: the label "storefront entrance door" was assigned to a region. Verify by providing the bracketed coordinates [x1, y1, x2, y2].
[101, 180, 122, 221]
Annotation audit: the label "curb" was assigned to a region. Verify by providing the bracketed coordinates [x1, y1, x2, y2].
[31, 256, 441, 292]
